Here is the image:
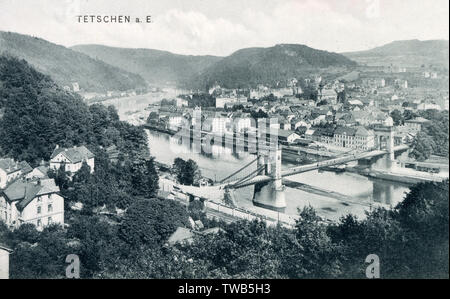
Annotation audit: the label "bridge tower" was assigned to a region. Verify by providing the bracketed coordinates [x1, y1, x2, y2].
[253, 146, 287, 212]
[372, 125, 395, 171]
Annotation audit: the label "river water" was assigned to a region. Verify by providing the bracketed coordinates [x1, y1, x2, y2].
[101, 92, 411, 221]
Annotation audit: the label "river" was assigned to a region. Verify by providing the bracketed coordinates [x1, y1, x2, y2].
[145, 130, 410, 221]
[101, 92, 411, 221]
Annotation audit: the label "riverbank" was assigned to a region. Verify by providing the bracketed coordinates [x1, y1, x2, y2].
[347, 166, 446, 184]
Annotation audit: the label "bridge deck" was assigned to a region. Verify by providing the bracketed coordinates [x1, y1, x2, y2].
[231, 145, 409, 188]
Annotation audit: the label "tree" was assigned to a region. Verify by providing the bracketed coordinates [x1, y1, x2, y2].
[393, 180, 449, 278]
[9, 224, 70, 279]
[172, 158, 201, 186]
[250, 109, 268, 120]
[409, 131, 435, 161]
[119, 198, 189, 248]
[390, 109, 404, 126]
[48, 165, 71, 191]
[291, 206, 342, 278]
[418, 110, 449, 157]
[130, 158, 159, 198]
[72, 162, 92, 185]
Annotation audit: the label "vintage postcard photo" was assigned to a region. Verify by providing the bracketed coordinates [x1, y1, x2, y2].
[0, 0, 448, 284]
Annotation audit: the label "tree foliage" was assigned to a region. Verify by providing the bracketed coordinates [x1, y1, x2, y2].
[0, 56, 149, 166]
[173, 158, 202, 186]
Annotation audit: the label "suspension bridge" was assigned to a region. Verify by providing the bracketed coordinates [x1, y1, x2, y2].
[177, 125, 410, 212]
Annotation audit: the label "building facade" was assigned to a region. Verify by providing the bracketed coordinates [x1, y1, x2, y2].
[0, 178, 64, 231]
[50, 145, 95, 174]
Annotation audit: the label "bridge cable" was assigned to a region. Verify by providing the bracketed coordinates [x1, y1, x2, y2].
[231, 165, 267, 188]
[219, 156, 259, 184]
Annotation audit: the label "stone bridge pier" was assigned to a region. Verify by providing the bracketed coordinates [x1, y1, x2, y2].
[252, 147, 286, 212]
[370, 125, 395, 172]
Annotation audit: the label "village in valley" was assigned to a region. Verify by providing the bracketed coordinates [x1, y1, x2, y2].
[0, 0, 448, 281]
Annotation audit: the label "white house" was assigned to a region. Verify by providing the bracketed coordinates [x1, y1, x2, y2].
[0, 178, 64, 231]
[25, 166, 49, 180]
[333, 126, 375, 150]
[215, 97, 247, 109]
[167, 113, 185, 131]
[404, 117, 430, 132]
[0, 159, 32, 189]
[50, 145, 95, 174]
[0, 244, 12, 279]
[277, 129, 301, 144]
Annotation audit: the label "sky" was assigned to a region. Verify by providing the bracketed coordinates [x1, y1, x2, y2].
[0, 0, 448, 56]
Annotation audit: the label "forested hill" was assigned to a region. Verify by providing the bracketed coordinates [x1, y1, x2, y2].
[71, 44, 222, 87]
[0, 31, 147, 92]
[0, 55, 149, 166]
[188, 44, 358, 89]
[343, 39, 449, 69]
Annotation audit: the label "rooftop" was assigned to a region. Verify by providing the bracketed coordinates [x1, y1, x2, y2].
[0, 158, 21, 174]
[50, 145, 94, 163]
[2, 178, 60, 210]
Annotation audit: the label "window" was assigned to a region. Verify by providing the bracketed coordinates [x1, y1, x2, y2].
[37, 206, 41, 214]
[48, 217, 52, 225]
[37, 197, 42, 203]
[37, 219, 42, 227]
[48, 204, 53, 213]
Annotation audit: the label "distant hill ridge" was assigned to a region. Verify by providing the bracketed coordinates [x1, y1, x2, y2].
[71, 44, 222, 87]
[0, 31, 147, 92]
[72, 43, 357, 89]
[186, 43, 358, 89]
[343, 39, 449, 68]
[3, 31, 447, 90]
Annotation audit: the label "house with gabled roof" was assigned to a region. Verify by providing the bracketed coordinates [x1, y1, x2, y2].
[0, 178, 64, 231]
[50, 145, 95, 174]
[0, 158, 32, 189]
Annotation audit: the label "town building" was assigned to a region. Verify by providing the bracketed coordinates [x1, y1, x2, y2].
[25, 166, 49, 180]
[0, 178, 64, 231]
[215, 96, 247, 109]
[417, 103, 442, 111]
[50, 145, 95, 174]
[404, 117, 431, 132]
[166, 113, 185, 131]
[0, 159, 32, 189]
[0, 244, 12, 279]
[277, 130, 301, 145]
[333, 126, 375, 150]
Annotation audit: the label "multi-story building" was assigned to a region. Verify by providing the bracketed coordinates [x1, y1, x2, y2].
[166, 113, 185, 131]
[215, 96, 247, 109]
[333, 126, 375, 150]
[0, 178, 64, 231]
[50, 145, 95, 174]
[404, 117, 430, 132]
